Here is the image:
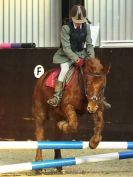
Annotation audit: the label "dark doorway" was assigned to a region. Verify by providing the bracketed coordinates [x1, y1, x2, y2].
[69, 0, 84, 8]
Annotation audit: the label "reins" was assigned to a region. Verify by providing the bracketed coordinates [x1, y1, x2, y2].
[79, 66, 88, 97]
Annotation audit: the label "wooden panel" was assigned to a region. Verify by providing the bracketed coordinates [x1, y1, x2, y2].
[0, 48, 133, 140]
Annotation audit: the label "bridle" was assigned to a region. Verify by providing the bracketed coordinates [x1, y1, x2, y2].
[80, 67, 106, 102]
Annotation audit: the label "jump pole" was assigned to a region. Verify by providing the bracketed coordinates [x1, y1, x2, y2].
[0, 141, 133, 149]
[0, 151, 133, 174]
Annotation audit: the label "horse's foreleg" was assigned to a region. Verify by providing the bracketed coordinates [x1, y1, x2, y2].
[53, 119, 63, 172]
[58, 104, 78, 134]
[89, 110, 104, 149]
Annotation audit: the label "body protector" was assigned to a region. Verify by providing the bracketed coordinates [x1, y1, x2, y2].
[67, 21, 87, 52]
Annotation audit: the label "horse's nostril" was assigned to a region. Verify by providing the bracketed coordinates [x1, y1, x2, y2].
[87, 106, 93, 113]
[87, 105, 91, 110]
[87, 104, 98, 113]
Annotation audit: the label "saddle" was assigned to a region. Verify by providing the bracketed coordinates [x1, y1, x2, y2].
[45, 66, 78, 89]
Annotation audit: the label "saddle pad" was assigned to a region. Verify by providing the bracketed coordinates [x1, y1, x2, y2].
[45, 67, 78, 89]
[45, 69, 60, 88]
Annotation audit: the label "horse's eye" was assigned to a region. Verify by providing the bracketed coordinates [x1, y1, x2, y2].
[91, 96, 98, 101]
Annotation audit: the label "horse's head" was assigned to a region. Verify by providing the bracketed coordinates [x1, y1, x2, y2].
[84, 58, 110, 113]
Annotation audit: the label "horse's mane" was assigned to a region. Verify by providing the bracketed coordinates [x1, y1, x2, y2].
[86, 58, 106, 74]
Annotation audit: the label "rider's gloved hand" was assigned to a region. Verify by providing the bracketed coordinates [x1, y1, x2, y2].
[76, 58, 84, 67]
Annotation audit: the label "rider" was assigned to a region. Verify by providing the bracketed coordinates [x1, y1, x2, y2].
[47, 5, 111, 109]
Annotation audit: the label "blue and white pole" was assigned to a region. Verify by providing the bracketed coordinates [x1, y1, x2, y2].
[0, 141, 133, 149]
[0, 151, 133, 173]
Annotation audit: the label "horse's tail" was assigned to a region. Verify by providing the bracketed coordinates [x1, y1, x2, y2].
[32, 70, 51, 121]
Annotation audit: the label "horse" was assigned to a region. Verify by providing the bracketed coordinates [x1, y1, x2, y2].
[32, 57, 110, 172]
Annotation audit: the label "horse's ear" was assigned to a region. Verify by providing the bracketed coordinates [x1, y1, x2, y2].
[102, 64, 111, 74]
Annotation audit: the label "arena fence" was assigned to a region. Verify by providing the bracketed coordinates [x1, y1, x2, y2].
[0, 141, 133, 149]
[0, 141, 133, 173]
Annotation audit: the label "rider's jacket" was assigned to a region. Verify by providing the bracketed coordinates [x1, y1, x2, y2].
[53, 19, 95, 64]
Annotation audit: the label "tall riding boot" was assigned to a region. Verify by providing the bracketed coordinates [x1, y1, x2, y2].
[47, 80, 63, 107]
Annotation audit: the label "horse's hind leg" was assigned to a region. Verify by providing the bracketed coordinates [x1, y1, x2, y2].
[54, 149, 63, 172]
[35, 116, 45, 162]
[32, 100, 48, 162]
[89, 110, 104, 149]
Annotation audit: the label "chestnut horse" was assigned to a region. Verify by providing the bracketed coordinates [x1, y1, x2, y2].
[32, 58, 110, 172]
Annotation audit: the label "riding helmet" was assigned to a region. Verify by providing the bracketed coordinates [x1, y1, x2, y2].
[70, 5, 87, 23]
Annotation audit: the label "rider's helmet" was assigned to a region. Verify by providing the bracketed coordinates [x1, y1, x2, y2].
[70, 5, 87, 23]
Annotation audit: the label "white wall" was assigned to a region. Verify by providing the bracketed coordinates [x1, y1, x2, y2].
[0, 0, 61, 47]
[85, 0, 133, 47]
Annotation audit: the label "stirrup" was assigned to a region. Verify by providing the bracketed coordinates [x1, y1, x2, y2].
[47, 95, 61, 107]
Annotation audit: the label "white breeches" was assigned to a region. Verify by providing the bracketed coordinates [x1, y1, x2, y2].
[58, 61, 73, 82]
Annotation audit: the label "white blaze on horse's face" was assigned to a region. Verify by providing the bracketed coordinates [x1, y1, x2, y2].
[87, 96, 99, 113]
[86, 74, 106, 113]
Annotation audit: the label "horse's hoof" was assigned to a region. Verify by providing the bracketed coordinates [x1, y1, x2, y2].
[89, 136, 102, 149]
[60, 169, 66, 174]
[34, 169, 46, 174]
[54, 167, 65, 174]
[89, 141, 96, 149]
[57, 121, 66, 129]
[57, 121, 69, 133]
